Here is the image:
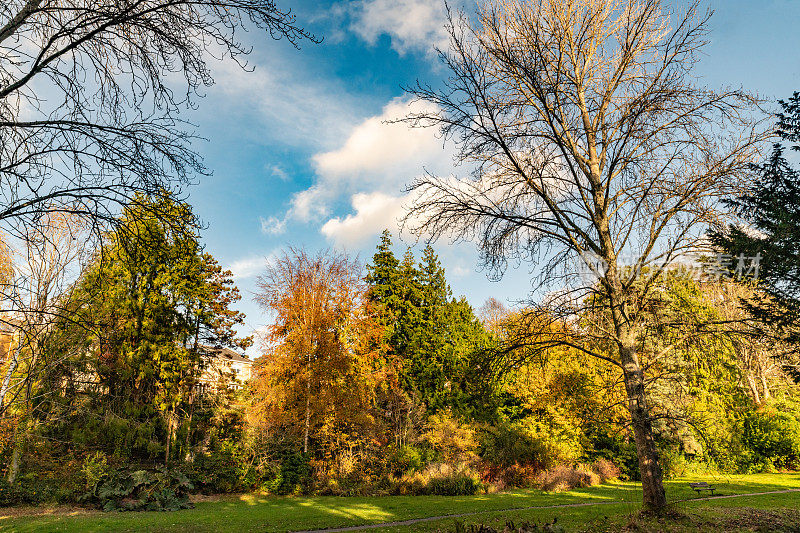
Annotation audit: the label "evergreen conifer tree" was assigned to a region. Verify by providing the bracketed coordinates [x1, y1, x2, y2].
[711, 93, 800, 381]
[366, 233, 491, 413]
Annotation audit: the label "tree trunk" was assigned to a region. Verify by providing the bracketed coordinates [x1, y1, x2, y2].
[618, 339, 667, 511]
[604, 247, 667, 511]
[7, 441, 22, 484]
[165, 425, 171, 466]
[0, 340, 22, 412]
[184, 393, 195, 464]
[746, 374, 761, 405]
[165, 409, 175, 466]
[7, 418, 28, 484]
[303, 379, 310, 454]
[760, 373, 771, 402]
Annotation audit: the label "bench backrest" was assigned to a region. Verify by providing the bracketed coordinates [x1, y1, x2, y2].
[689, 482, 709, 487]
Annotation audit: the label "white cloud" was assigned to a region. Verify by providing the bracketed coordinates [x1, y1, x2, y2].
[450, 265, 471, 278]
[259, 216, 286, 236]
[288, 187, 330, 222]
[256, 93, 463, 249]
[208, 51, 360, 149]
[269, 165, 290, 182]
[229, 255, 272, 280]
[349, 0, 451, 56]
[320, 191, 410, 248]
[313, 97, 448, 180]
[289, 97, 454, 222]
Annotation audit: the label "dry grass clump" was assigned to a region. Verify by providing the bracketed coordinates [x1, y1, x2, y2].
[591, 458, 621, 482]
[387, 463, 483, 496]
[537, 465, 597, 492]
[480, 464, 539, 492]
[537, 459, 620, 492]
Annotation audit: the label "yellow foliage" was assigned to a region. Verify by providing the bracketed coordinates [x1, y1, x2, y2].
[423, 409, 478, 464]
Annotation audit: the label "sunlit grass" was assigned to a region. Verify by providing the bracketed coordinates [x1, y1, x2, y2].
[0, 473, 797, 533]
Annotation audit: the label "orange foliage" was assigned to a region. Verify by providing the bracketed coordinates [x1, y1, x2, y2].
[249, 249, 392, 457]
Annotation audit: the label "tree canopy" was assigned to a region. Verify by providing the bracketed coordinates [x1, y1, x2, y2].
[399, 0, 764, 510]
[40, 194, 248, 463]
[365, 231, 491, 415]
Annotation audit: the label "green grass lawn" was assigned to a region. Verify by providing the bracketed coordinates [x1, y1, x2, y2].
[1, 473, 798, 533]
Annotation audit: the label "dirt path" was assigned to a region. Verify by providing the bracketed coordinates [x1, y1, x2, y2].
[291, 489, 800, 533]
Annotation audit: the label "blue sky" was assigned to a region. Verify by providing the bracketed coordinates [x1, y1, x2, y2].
[181, 0, 800, 352]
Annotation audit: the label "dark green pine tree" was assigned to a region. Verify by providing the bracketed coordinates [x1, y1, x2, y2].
[366, 233, 494, 414]
[365, 230, 421, 364]
[711, 93, 800, 381]
[365, 230, 402, 319]
[398, 248, 424, 351]
[418, 245, 451, 308]
[406, 245, 451, 408]
[411, 245, 491, 413]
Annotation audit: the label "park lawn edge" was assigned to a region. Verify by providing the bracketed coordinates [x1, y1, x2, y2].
[0, 473, 796, 533]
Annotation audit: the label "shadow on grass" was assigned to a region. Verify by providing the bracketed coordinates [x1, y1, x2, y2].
[0, 473, 797, 533]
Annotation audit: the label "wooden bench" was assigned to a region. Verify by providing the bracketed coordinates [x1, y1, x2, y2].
[688, 482, 717, 496]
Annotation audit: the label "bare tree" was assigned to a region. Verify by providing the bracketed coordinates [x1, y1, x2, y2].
[0, 212, 89, 482]
[697, 279, 796, 406]
[1, 0, 314, 244]
[0, 215, 84, 412]
[478, 297, 508, 333]
[1, 1, 313, 425]
[401, 0, 764, 509]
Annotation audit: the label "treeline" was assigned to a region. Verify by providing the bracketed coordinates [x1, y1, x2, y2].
[0, 204, 799, 507]
[4, 96, 800, 503]
[241, 233, 800, 498]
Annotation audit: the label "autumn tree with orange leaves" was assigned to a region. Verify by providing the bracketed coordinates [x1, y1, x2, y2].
[252, 249, 391, 460]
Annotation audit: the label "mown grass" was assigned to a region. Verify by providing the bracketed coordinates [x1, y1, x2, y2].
[1, 473, 797, 533]
[407, 489, 800, 532]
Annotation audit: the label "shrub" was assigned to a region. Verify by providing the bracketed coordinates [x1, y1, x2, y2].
[0, 445, 87, 506]
[260, 449, 310, 495]
[479, 422, 556, 472]
[590, 458, 620, 482]
[428, 473, 482, 496]
[583, 429, 640, 480]
[80, 467, 193, 511]
[191, 445, 243, 494]
[0, 474, 68, 506]
[385, 463, 483, 496]
[386, 445, 424, 477]
[423, 410, 478, 465]
[658, 446, 681, 479]
[81, 452, 111, 492]
[0, 479, 29, 506]
[480, 463, 538, 489]
[740, 410, 800, 472]
[537, 464, 598, 492]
